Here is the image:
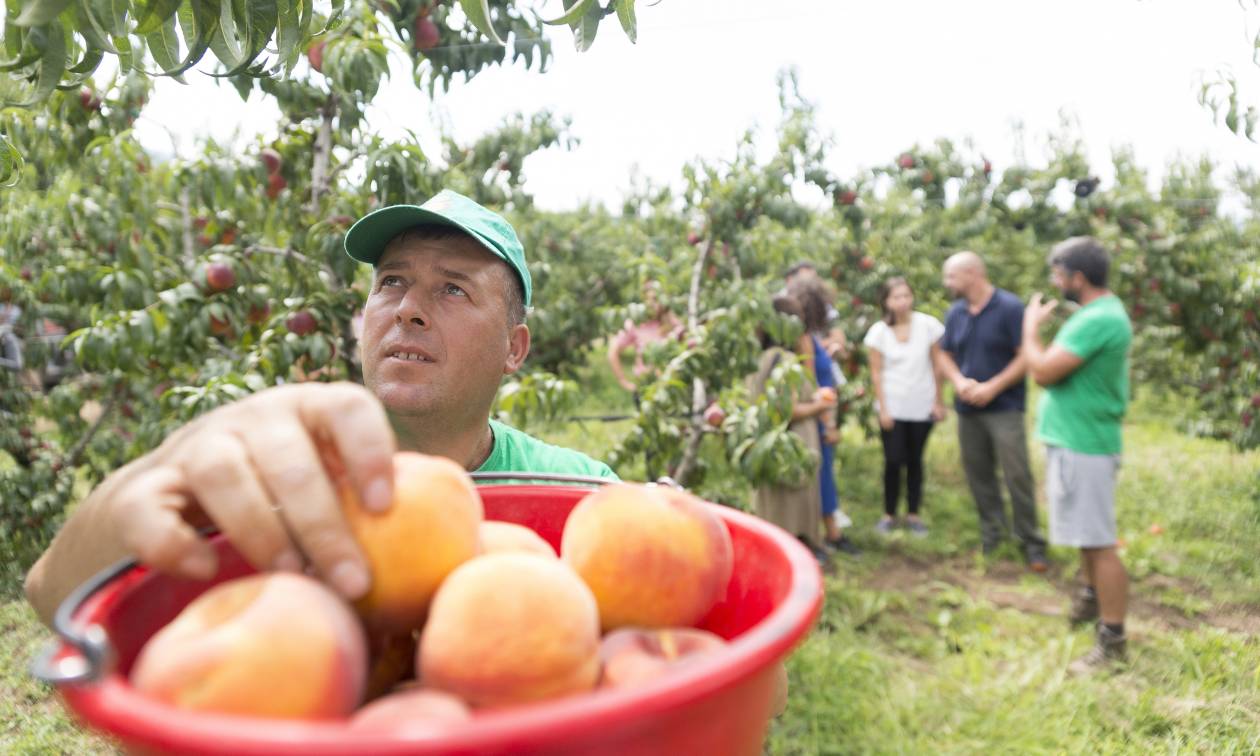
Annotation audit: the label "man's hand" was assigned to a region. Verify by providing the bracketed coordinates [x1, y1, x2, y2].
[965, 380, 1000, 408]
[954, 376, 979, 404]
[931, 401, 948, 422]
[878, 410, 895, 431]
[1023, 293, 1058, 336]
[101, 383, 394, 599]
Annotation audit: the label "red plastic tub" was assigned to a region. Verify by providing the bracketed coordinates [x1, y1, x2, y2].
[34, 480, 823, 755]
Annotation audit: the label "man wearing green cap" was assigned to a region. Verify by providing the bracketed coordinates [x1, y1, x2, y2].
[26, 190, 615, 624]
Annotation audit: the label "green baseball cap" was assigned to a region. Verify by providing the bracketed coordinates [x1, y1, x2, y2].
[343, 189, 532, 307]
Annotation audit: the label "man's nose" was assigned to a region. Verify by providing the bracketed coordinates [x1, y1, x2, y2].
[395, 288, 430, 328]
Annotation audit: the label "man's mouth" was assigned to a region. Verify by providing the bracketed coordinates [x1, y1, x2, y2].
[388, 351, 434, 363]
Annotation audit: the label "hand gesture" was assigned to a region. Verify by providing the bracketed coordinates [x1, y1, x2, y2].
[1023, 292, 1058, 334]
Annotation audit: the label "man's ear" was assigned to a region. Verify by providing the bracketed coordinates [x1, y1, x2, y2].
[503, 324, 531, 375]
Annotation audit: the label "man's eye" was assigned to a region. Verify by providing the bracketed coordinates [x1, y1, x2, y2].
[380, 275, 403, 287]
[444, 283, 467, 296]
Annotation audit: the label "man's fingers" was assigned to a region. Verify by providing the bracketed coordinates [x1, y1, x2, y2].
[299, 382, 396, 514]
[239, 420, 371, 600]
[180, 432, 301, 576]
[112, 466, 219, 580]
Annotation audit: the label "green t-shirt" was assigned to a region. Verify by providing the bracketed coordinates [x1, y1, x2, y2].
[474, 419, 619, 483]
[1035, 295, 1132, 455]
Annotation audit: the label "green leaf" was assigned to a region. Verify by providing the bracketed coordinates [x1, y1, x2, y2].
[77, 0, 118, 52]
[171, 0, 218, 76]
[458, 0, 505, 46]
[145, 13, 186, 80]
[26, 19, 67, 106]
[0, 132, 24, 187]
[615, 0, 636, 43]
[209, 0, 245, 71]
[15, 0, 75, 27]
[134, 0, 182, 35]
[233, 0, 277, 75]
[112, 32, 132, 73]
[323, 0, 344, 32]
[273, 0, 299, 73]
[571, 1, 601, 52]
[66, 45, 104, 75]
[542, 0, 597, 27]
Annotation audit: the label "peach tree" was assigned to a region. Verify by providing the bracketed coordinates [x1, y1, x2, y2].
[0, 0, 639, 585]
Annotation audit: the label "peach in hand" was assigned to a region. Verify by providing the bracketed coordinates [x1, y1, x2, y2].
[129, 573, 367, 719]
[341, 452, 483, 633]
[561, 483, 734, 630]
[418, 553, 601, 708]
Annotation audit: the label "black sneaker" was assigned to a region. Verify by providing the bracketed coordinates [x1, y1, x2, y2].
[1068, 586, 1100, 625]
[1069, 623, 1127, 675]
[826, 535, 861, 556]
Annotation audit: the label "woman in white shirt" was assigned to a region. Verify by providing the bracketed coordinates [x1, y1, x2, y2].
[863, 277, 947, 535]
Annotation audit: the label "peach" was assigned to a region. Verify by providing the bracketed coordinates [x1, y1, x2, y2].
[598, 627, 727, 689]
[341, 452, 483, 633]
[129, 573, 367, 719]
[418, 553, 600, 708]
[561, 483, 734, 630]
[478, 521, 556, 557]
[348, 688, 471, 734]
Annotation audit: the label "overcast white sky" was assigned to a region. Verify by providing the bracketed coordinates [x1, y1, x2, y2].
[134, 0, 1260, 211]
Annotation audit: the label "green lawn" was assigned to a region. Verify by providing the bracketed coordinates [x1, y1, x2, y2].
[3, 378, 1258, 754]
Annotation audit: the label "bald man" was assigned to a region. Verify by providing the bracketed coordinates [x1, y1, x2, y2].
[937, 252, 1047, 570]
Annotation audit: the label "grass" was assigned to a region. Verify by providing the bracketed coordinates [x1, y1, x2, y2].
[3, 369, 1258, 754]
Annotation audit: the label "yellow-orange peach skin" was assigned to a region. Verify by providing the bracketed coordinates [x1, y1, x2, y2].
[341, 452, 483, 633]
[418, 553, 601, 708]
[478, 521, 557, 557]
[561, 483, 734, 630]
[130, 573, 367, 719]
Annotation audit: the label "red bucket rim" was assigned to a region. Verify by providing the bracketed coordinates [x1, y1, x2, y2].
[42, 484, 824, 754]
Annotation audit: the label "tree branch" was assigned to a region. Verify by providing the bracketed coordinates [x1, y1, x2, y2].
[673, 227, 715, 484]
[65, 390, 118, 469]
[309, 98, 336, 216]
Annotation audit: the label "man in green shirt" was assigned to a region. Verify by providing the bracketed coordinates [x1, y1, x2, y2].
[1023, 236, 1132, 673]
[26, 190, 616, 624]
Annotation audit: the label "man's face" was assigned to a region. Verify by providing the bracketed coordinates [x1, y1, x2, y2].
[1051, 265, 1082, 303]
[785, 266, 817, 287]
[360, 234, 529, 425]
[942, 263, 969, 299]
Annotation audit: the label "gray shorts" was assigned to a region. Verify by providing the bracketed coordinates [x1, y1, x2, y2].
[1045, 445, 1120, 548]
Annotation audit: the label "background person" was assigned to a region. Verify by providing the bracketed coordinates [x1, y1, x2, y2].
[863, 277, 946, 536]
[1023, 236, 1133, 673]
[787, 277, 858, 555]
[747, 294, 837, 565]
[937, 251, 1048, 571]
[607, 279, 682, 394]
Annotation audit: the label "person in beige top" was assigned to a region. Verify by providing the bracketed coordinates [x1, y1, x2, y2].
[747, 294, 838, 565]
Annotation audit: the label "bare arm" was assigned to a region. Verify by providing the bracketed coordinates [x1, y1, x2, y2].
[607, 337, 635, 392]
[934, 348, 969, 392]
[929, 343, 948, 419]
[1022, 294, 1085, 386]
[25, 383, 396, 626]
[868, 348, 895, 430]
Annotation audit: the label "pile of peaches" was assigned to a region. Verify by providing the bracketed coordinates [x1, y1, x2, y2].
[129, 453, 766, 733]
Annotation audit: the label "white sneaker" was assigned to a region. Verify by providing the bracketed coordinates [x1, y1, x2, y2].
[831, 510, 853, 529]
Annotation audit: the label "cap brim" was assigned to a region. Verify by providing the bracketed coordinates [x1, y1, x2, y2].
[344, 205, 496, 266]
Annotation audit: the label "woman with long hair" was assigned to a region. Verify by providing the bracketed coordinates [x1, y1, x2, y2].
[787, 278, 858, 555]
[863, 277, 947, 535]
[747, 294, 838, 564]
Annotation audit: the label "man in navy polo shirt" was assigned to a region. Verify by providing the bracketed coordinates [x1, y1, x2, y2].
[937, 252, 1048, 571]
